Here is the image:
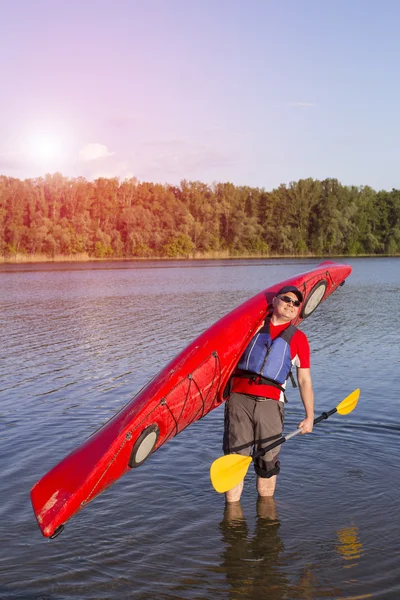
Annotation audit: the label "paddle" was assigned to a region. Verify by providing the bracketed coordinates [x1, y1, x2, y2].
[210, 388, 360, 493]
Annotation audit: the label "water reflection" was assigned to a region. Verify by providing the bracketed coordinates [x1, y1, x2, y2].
[333, 526, 373, 598]
[219, 505, 369, 600]
[219, 498, 288, 600]
[336, 524, 364, 567]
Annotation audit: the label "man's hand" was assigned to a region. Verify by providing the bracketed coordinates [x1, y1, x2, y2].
[298, 416, 314, 434]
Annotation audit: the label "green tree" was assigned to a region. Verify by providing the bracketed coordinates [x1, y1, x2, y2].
[161, 234, 194, 257]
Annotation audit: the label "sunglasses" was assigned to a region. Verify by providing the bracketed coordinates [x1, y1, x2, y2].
[278, 295, 301, 307]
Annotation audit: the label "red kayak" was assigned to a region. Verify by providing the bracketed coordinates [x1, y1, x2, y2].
[31, 260, 351, 537]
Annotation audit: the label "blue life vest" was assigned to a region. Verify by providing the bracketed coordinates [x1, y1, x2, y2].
[236, 319, 297, 386]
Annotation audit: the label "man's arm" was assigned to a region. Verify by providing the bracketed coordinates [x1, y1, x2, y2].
[296, 367, 314, 434]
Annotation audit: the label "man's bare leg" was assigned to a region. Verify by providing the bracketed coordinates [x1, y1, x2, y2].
[224, 501, 244, 521]
[256, 496, 278, 521]
[257, 474, 277, 497]
[225, 480, 244, 503]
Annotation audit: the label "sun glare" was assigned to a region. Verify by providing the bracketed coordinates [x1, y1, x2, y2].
[33, 136, 62, 161]
[22, 126, 73, 171]
[25, 134, 64, 163]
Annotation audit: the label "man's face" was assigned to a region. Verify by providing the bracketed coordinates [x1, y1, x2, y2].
[273, 292, 301, 321]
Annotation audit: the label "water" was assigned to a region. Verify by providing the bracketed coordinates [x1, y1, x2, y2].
[0, 257, 399, 599]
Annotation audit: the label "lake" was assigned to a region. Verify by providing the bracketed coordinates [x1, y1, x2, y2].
[1, 257, 399, 599]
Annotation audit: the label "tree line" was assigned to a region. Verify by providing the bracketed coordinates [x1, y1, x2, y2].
[1, 173, 399, 258]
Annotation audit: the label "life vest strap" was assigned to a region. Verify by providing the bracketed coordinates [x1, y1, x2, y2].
[289, 371, 297, 388]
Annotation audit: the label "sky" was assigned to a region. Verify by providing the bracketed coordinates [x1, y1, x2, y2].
[1, 0, 400, 191]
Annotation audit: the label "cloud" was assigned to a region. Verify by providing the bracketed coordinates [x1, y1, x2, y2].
[84, 161, 134, 181]
[142, 138, 186, 149]
[202, 126, 250, 140]
[79, 143, 115, 161]
[109, 114, 141, 128]
[286, 102, 317, 108]
[144, 143, 236, 176]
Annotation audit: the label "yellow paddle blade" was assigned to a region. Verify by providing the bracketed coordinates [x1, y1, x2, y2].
[336, 388, 360, 415]
[210, 454, 253, 493]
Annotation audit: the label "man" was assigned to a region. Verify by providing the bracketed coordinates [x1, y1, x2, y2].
[223, 285, 314, 502]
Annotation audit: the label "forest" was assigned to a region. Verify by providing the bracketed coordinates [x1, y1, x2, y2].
[1, 173, 400, 259]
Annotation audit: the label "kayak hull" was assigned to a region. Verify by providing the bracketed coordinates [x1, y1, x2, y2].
[31, 260, 351, 537]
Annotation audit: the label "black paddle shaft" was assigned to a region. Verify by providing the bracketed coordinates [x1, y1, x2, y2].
[253, 407, 338, 460]
[313, 407, 337, 424]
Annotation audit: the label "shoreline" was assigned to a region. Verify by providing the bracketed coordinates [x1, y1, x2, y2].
[1, 251, 399, 264]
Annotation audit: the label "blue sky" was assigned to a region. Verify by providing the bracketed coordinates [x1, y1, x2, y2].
[1, 0, 400, 191]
